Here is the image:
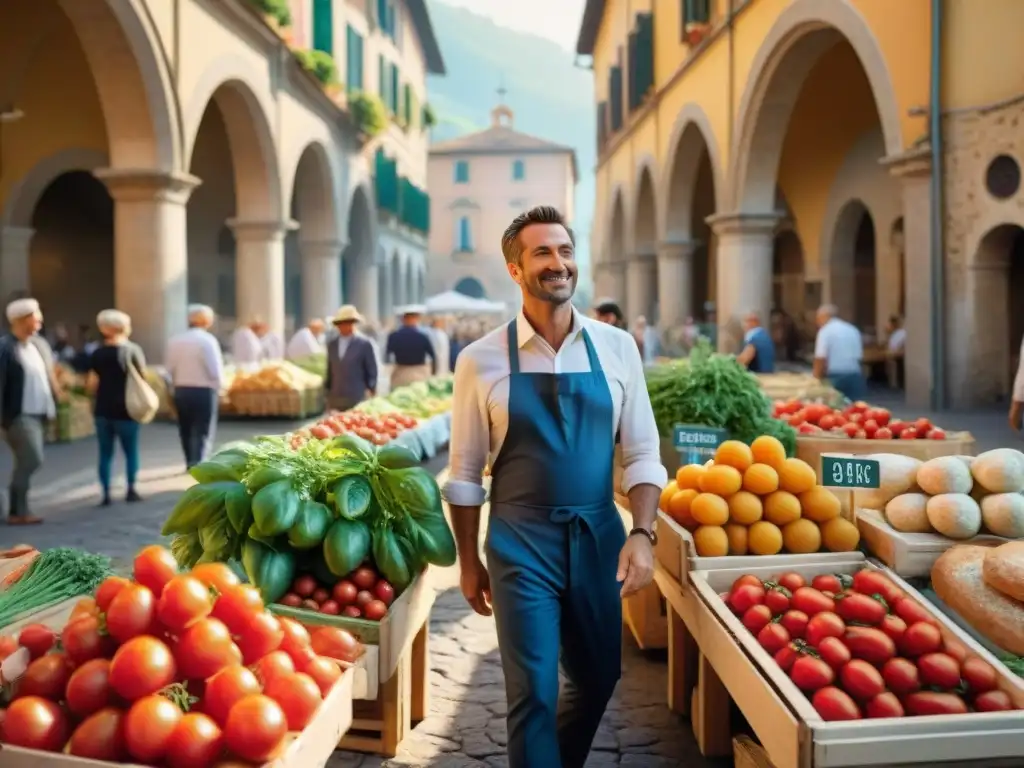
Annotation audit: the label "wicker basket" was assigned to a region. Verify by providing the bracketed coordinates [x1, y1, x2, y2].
[229, 387, 323, 418]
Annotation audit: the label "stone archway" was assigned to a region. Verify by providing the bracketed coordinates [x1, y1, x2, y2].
[596, 190, 626, 302]
[830, 199, 877, 332]
[417, 268, 425, 305]
[343, 185, 378, 322]
[627, 166, 658, 321]
[455, 276, 486, 299]
[377, 246, 391, 320]
[405, 259, 418, 305]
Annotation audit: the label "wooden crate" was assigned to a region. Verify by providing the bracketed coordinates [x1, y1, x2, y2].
[796, 432, 976, 477]
[1, 596, 81, 634]
[614, 499, 668, 650]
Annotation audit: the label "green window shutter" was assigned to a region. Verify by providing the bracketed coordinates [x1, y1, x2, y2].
[378, 54, 387, 100]
[312, 0, 333, 55]
[390, 64, 399, 113]
[403, 84, 413, 126]
[638, 13, 654, 101]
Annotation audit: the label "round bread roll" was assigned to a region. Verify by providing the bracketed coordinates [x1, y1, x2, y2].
[983, 541, 1024, 602]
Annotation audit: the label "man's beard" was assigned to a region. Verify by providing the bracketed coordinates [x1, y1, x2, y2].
[523, 270, 576, 305]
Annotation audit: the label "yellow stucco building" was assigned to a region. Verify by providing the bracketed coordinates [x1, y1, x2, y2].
[577, 0, 1024, 409]
[0, 0, 444, 360]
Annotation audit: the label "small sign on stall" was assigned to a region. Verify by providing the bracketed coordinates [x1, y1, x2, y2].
[822, 455, 881, 489]
[673, 424, 727, 467]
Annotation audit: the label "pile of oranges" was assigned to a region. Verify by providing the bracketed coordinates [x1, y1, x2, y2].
[658, 436, 861, 557]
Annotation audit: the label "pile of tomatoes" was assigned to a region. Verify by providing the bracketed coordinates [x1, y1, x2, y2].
[0, 545, 363, 766]
[293, 410, 419, 448]
[722, 568, 1017, 721]
[773, 400, 948, 441]
[277, 566, 394, 621]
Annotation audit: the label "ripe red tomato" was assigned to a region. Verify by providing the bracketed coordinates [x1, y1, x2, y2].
[190, 563, 240, 596]
[211, 584, 264, 633]
[302, 598, 321, 611]
[312, 588, 330, 605]
[351, 567, 377, 590]
[899, 621, 942, 657]
[68, 707, 128, 760]
[341, 605, 362, 618]
[881, 657, 921, 694]
[355, 589, 374, 608]
[892, 597, 937, 627]
[742, 605, 772, 634]
[900, 428, 918, 440]
[110, 635, 177, 701]
[332, 580, 358, 605]
[776, 572, 806, 593]
[373, 580, 396, 606]
[176, 618, 239, 680]
[779, 610, 808, 640]
[292, 575, 317, 598]
[1, 695, 70, 751]
[914, 417, 932, 434]
[817, 637, 852, 670]
[865, 692, 904, 719]
[928, 428, 947, 440]
[834, 593, 887, 625]
[874, 427, 893, 439]
[66, 659, 116, 717]
[263, 671, 323, 730]
[18, 624, 56, 659]
[790, 655, 835, 692]
[303, 656, 342, 696]
[961, 656, 999, 693]
[62, 614, 116, 665]
[805, 612, 846, 646]
[280, 593, 302, 607]
[0, 633, 18, 660]
[134, 545, 179, 599]
[278, 617, 311, 656]
[879, 614, 907, 644]
[729, 574, 762, 594]
[839, 659, 885, 701]
[16, 653, 73, 701]
[251, 650, 296, 686]
[811, 686, 861, 721]
[158, 575, 214, 632]
[851, 571, 903, 604]
[917, 652, 961, 689]
[974, 690, 1014, 712]
[844, 626, 896, 665]
[791, 587, 835, 617]
[165, 712, 225, 768]
[730, 583, 766, 613]
[810, 574, 845, 594]
[310, 424, 333, 440]
[124, 694, 183, 762]
[757, 623, 790, 654]
[903, 691, 968, 716]
[106, 583, 157, 643]
[310, 627, 361, 662]
[320, 600, 341, 615]
[224, 694, 288, 762]
[236, 611, 284, 665]
[202, 665, 262, 727]
[95, 576, 132, 612]
[764, 584, 791, 615]
[773, 643, 801, 673]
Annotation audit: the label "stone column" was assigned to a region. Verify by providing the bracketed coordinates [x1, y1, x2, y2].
[353, 262, 380, 324]
[0, 226, 35, 301]
[625, 253, 657, 322]
[228, 219, 297, 341]
[94, 169, 199, 363]
[299, 240, 344, 321]
[656, 240, 696, 330]
[378, 259, 393, 319]
[881, 147, 932, 409]
[707, 212, 781, 354]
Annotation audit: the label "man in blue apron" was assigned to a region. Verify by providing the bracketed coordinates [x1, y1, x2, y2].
[443, 206, 667, 767]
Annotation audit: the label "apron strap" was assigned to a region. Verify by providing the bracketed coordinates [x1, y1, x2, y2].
[580, 328, 603, 373]
[506, 321, 520, 374]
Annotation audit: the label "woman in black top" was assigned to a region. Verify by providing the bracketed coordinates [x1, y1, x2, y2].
[87, 310, 146, 506]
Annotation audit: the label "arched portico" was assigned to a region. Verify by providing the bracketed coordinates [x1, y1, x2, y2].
[627, 166, 658, 322]
[595, 189, 627, 302]
[343, 184, 379, 322]
[291, 141, 343, 325]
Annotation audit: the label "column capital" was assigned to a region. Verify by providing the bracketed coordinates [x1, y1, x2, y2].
[631, 249, 657, 264]
[0, 226, 36, 247]
[93, 168, 201, 204]
[880, 145, 932, 180]
[299, 239, 346, 259]
[228, 219, 299, 243]
[705, 211, 784, 236]
[657, 240, 699, 260]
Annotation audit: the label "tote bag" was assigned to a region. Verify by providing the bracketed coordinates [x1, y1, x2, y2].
[119, 344, 159, 424]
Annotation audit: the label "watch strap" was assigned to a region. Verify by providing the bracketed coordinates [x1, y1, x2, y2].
[628, 527, 657, 546]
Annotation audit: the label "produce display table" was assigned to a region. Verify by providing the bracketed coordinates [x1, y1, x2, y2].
[795, 432, 976, 472]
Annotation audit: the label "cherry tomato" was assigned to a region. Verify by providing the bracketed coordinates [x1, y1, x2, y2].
[341, 605, 361, 618]
[757, 623, 790, 654]
[812, 687, 861, 721]
[320, 600, 341, 615]
[962, 656, 999, 694]
[278, 617, 312, 661]
[355, 590, 374, 608]
[66, 658, 116, 717]
[109, 635, 177, 701]
[312, 587, 330, 605]
[892, 596, 937, 627]
[834, 592, 888, 625]
[851, 570, 903, 604]
[202, 665, 261, 727]
[68, 707, 128, 761]
[106, 583, 157, 643]
[223, 694, 288, 762]
[16, 653, 73, 701]
[310, 627, 361, 662]
[917, 652, 961, 689]
[805, 612, 846, 646]
[975, 690, 1014, 712]
[62, 614, 116, 665]
[844, 626, 896, 666]
[331, 580, 358, 605]
[134, 545, 179, 598]
[1, 695, 70, 751]
[303, 656, 342, 696]
[773, 643, 801, 673]
[839, 659, 885, 701]
[363, 599, 388, 621]
[791, 587, 835, 617]
[280, 593, 302, 607]
[124, 693, 183, 762]
[95, 575, 132, 612]
[158, 575, 214, 632]
[190, 563, 240, 596]
[741, 605, 772, 634]
[251, 650, 296, 686]
[18, 624, 56, 659]
[780, 610, 808, 640]
[351, 567, 377, 590]
[777, 572, 806, 593]
[165, 712, 224, 768]
[301, 598, 321, 611]
[176, 618, 239, 680]
[729, 583, 765, 613]
[211, 583, 263, 633]
[236, 611, 284, 665]
[263, 671, 322, 730]
[810, 574, 844, 594]
[817, 637, 852, 670]
[764, 583, 791, 615]
[879, 614, 907, 645]
[881, 657, 921, 695]
[904, 691, 968, 716]
[899, 621, 942, 657]
[791, 655, 835, 692]
[865, 691, 904, 718]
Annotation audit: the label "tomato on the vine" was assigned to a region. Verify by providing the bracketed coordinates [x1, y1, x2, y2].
[62, 614, 115, 665]
[176, 618, 239, 681]
[68, 708, 128, 761]
[16, 653, 73, 701]
[1, 696, 69, 751]
[251, 650, 295, 686]
[124, 694, 182, 762]
[106, 583, 156, 643]
[95, 576, 132, 612]
[211, 583, 263, 633]
[66, 659, 116, 717]
[202, 665, 261, 727]
[190, 562, 240, 596]
[263, 671, 322, 730]
[158, 575, 214, 632]
[303, 656, 342, 696]
[109, 635, 177, 701]
[224, 694, 288, 763]
[236, 611, 283, 665]
[165, 712, 224, 768]
[133, 545, 179, 598]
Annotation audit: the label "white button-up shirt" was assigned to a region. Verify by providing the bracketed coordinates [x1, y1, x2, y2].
[444, 308, 667, 507]
[232, 327, 263, 365]
[261, 332, 284, 361]
[286, 328, 324, 360]
[814, 317, 863, 375]
[16, 341, 55, 419]
[166, 328, 225, 390]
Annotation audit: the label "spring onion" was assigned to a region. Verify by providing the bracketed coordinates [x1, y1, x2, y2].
[0, 547, 112, 627]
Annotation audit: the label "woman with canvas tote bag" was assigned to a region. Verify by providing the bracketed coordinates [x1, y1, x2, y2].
[86, 310, 156, 506]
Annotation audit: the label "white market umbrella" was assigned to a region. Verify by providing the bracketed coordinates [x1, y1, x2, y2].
[424, 290, 507, 314]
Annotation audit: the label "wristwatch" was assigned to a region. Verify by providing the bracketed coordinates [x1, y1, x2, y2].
[628, 527, 658, 546]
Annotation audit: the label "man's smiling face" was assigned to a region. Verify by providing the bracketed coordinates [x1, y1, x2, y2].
[509, 222, 577, 305]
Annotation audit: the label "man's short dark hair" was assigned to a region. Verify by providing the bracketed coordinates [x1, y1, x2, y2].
[501, 205, 575, 265]
[595, 302, 624, 323]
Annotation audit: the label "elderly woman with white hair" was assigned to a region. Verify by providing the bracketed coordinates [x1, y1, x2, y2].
[87, 309, 147, 506]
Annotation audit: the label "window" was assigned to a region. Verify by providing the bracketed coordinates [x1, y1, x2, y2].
[390, 63, 400, 113]
[457, 216, 473, 252]
[683, 0, 711, 26]
[512, 159, 525, 181]
[403, 83, 414, 126]
[454, 160, 469, 184]
[312, 0, 333, 55]
[346, 26, 364, 90]
[377, 0, 396, 39]
[378, 54, 389, 104]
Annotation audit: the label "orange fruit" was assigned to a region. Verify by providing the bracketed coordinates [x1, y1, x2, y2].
[798, 486, 841, 522]
[748, 521, 784, 555]
[764, 490, 802, 526]
[693, 526, 729, 557]
[699, 465, 743, 497]
[782, 519, 822, 554]
[727, 491, 763, 525]
[676, 463, 706, 491]
[714, 441, 754, 472]
[690, 493, 730, 526]
[659, 481, 679, 513]
[724, 523, 749, 555]
[667, 489, 700, 530]
[821, 517, 860, 552]
[778, 458, 817, 494]
[751, 435, 787, 471]
[743, 463, 780, 496]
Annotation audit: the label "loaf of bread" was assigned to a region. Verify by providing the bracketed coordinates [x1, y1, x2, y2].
[931, 545, 1024, 655]
[983, 541, 1024, 602]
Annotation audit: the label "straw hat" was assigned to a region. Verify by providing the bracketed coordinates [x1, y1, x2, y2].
[331, 305, 363, 324]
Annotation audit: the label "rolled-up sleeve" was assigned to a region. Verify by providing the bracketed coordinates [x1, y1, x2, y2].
[443, 351, 489, 506]
[618, 334, 668, 493]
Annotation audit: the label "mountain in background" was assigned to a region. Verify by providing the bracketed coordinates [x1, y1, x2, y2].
[425, 0, 596, 279]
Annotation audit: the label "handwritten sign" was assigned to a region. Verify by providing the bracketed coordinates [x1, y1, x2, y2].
[822, 456, 881, 489]
[673, 424, 727, 467]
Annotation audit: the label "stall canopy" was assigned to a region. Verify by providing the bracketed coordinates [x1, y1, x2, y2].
[424, 290, 507, 314]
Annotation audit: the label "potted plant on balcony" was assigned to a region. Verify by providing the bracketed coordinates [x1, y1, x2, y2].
[248, 0, 292, 30]
[422, 103, 437, 129]
[684, 22, 711, 46]
[350, 91, 390, 142]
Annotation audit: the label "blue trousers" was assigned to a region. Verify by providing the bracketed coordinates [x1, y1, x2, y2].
[95, 417, 140, 493]
[830, 371, 867, 401]
[173, 386, 218, 468]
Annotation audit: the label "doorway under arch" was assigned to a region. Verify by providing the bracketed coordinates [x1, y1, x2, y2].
[971, 224, 1024, 400]
[455, 276, 486, 299]
[830, 200, 877, 333]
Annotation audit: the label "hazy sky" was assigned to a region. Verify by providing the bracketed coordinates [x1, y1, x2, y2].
[435, 0, 588, 52]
